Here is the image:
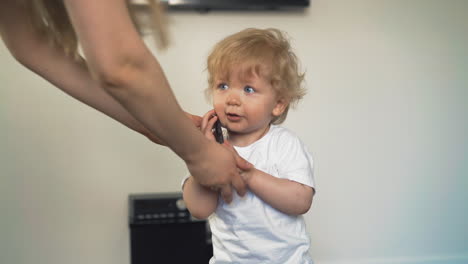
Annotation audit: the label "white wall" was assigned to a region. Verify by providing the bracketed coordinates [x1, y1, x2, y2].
[1, 0, 467, 263]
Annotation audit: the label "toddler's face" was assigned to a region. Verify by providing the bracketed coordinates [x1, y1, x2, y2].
[212, 66, 286, 141]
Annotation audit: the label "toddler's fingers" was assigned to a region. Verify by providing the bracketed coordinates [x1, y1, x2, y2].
[201, 109, 216, 131]
[204, 115, 218, 137]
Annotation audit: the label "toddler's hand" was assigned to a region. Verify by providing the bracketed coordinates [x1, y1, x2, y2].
[200, 109, 220, 142]
[193, 110, 254, 202]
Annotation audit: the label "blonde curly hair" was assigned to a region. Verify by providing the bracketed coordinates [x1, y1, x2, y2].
[206, 28, 306, 125]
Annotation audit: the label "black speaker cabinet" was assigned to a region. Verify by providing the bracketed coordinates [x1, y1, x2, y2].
[129, 192, 212, 264]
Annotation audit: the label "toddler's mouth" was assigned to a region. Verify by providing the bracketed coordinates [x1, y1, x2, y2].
[226, 112, 241, 121]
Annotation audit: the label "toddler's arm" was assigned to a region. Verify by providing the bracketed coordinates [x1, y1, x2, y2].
[183, 176, 218, 219]
[241, 168, 314, 215]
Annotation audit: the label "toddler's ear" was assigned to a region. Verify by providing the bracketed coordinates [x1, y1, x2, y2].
[272, 98, 288, 117]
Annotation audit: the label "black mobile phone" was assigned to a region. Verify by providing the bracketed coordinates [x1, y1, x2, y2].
[213, 119, 224, 144]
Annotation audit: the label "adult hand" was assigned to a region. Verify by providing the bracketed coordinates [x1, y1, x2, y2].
[188, 110, 252, 203]
[186, 140, 251, 203]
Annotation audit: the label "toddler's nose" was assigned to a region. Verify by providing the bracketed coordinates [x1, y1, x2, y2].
[226, 92, 241, 106]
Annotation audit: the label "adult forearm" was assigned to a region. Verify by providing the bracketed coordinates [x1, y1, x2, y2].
[0, 0, 160, 143]
[5, 34, 162, 144]
[96, 60, 207, 158]
[246, 169, 313, 215]
[64, 0, 208, 161]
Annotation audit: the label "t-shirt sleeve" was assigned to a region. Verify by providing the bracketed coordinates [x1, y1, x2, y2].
[181, 173, 190, 190]
[275, 131, 315, 189]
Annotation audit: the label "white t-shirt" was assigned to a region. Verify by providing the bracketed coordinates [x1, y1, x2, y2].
[208, 125, 315, 264]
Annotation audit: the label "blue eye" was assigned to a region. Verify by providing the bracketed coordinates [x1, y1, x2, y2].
[244, 86, 255, 94]
[218, 83, 229, 90]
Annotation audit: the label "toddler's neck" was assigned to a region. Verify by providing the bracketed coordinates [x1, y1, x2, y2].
[226, 125, 271, 147]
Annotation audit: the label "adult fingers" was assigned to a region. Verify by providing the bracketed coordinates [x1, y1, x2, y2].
[231, 173, 247, 197]
[234, 150, 253, 171]
[220, 185, 233, 204]
[222, 140, 237, 155]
